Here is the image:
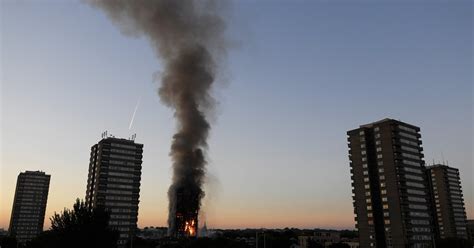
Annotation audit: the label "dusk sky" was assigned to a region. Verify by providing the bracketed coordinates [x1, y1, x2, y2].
[1, 0, 472, 230]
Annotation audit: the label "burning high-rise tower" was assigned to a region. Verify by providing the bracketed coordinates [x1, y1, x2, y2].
[89, 0, 228, 237]
[173, 188, 199, 237]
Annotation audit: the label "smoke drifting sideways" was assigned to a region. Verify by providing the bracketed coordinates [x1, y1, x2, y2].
[88, 0, 227, 235]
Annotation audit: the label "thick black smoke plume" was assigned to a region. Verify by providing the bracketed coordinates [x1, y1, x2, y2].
[89, 0, 227, 235]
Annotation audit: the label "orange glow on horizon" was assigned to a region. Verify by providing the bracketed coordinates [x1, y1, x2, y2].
[2, 203, 474, 231]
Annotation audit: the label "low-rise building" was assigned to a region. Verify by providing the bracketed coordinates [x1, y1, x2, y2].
[0, 228, 8, 238]
[342, 240, 360, 248]
[299, 231, 341, 248]
[137, 227, 168, 240]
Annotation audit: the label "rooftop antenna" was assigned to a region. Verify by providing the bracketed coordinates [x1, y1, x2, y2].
[441, 152, 445, 165]
[101, 131, 108, 139]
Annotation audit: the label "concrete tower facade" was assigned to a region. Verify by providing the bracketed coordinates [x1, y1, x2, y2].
[348, 119, 434, 248]
[9, 171, 50, 243]
[85, 136, 143, 247]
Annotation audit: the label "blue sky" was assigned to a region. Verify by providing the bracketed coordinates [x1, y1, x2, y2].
[1, 0, 472, 229]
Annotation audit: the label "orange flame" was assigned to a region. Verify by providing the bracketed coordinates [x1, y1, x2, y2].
[184, 219, 196, 236]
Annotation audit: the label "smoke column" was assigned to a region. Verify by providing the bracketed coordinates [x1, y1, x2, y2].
[89, 0, 227, 234]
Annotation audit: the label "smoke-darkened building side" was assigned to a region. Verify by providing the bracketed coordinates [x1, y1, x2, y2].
[173, 188, 199, 238]
[348, 118, 434, 248]
[85, 137, 143, 247]
[426, 164, 468, 240]
[9, 171, 50, 243]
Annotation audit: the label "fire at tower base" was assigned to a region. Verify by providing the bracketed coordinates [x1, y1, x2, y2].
[171, 188, 200, 238]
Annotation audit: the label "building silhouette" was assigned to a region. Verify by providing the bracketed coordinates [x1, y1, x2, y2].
[426, 164, 468, 240]
[85, 136, 143, 247]
[467, 220, 474, 242]
[9, 171, 50, 243]
[348, 118, 434, 248]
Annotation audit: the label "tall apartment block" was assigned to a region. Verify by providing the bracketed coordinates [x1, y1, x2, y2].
[426, 164, 468, 240]
[9, 171, 50, 243]
[85, 136, 143, 247]
[348, 118, 433, 248]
